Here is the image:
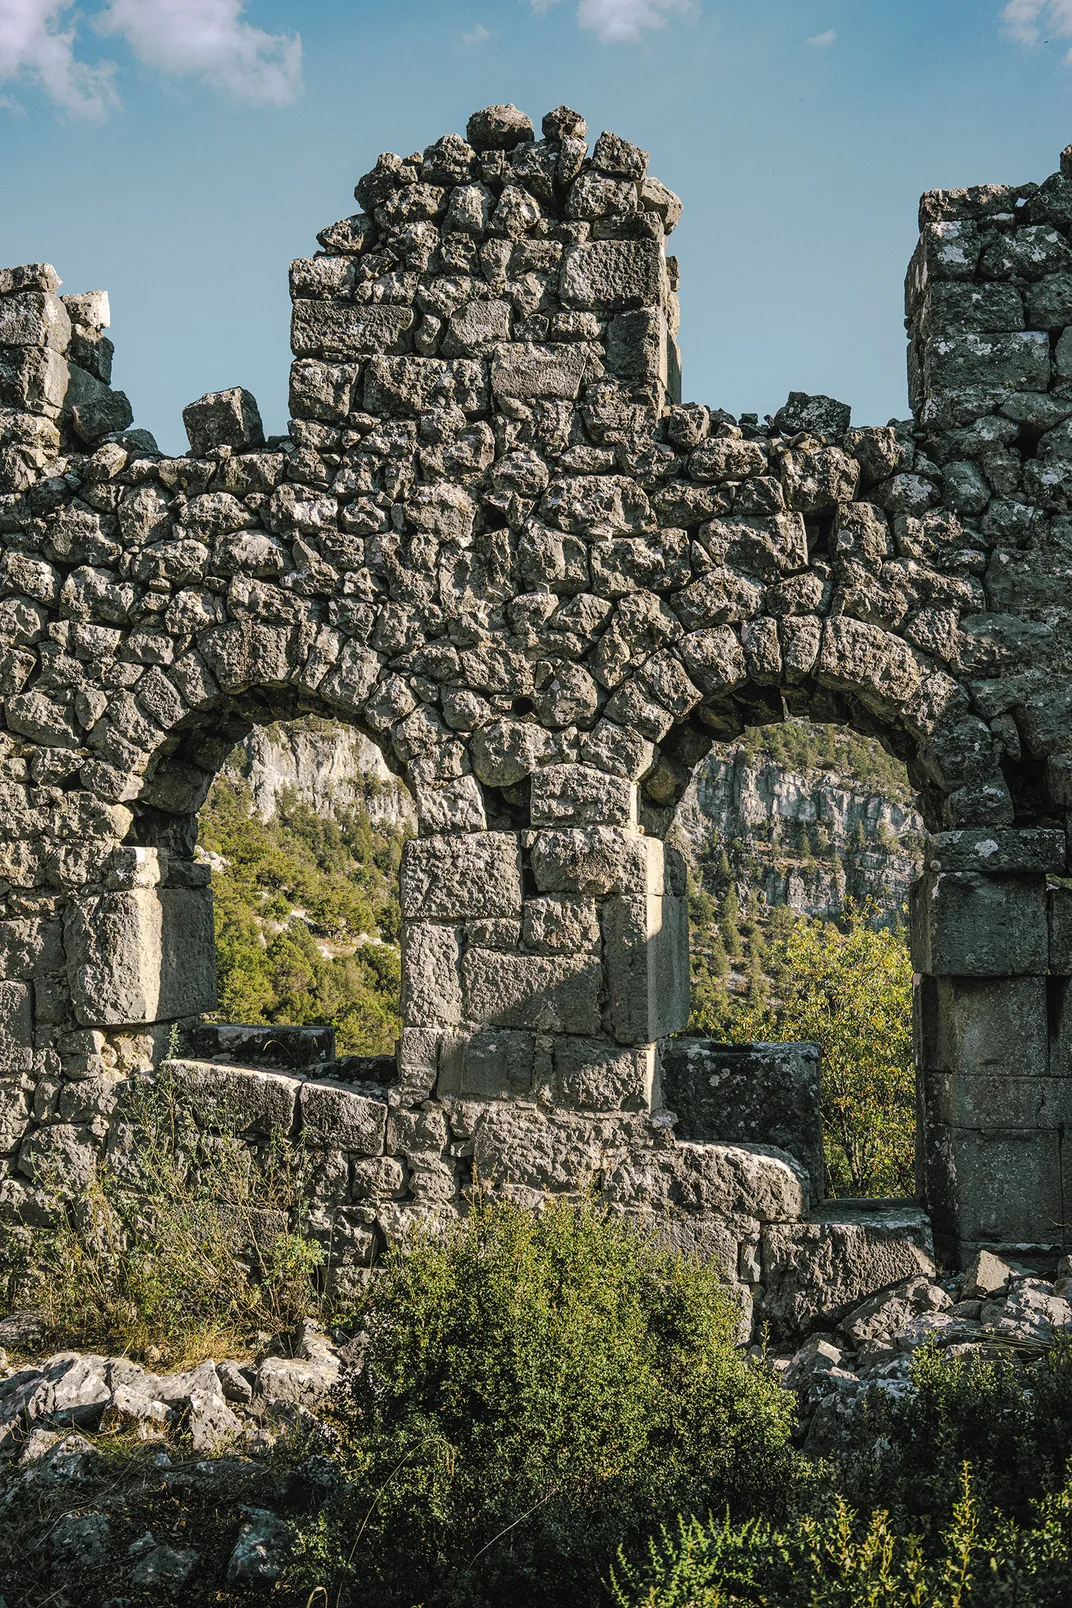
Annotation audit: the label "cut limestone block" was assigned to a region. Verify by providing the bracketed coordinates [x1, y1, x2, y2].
[542, 1037, 657, 1111]
[65, 887, 216, 1027]
[438, 1028, 542, 1100]
[163, 1060, 299, 1136]
[400, 833, 523, 921]
[914, 973, 1049, 1079]
[909, 871, 1048, 976]
[602, 893, 689, 1044]
[922, 1122, 1066, 1253]
[660, 1039, 823, 1203]
[299, 1080, 388, 1154]
[760, 1201, 936, 1342]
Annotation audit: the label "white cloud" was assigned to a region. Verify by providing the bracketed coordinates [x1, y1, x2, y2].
[0, 0, 116, 117]
[98, 0, 301, 105]
[575, 0, 694, 43]
[807, 28, 836, 48]
[0, 0, 300, 115]
[462, 22, 491, 43]
[1003, 0, 1072, 46]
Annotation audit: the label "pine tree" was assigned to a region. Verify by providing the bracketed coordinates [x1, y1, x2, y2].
[720, 884, 742, 957]
[709, 934, 730, 980]
[745, 950, 771, 1015]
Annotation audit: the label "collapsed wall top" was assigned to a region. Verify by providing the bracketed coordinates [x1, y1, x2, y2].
[290, 103, 685, 424]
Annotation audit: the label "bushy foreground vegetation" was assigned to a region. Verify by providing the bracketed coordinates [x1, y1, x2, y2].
[6, 1174, 1072, 1605]
[613, 1342, 1072, 1608]
[292, 1199, 799, 1608]
[200, 768, 408, 1053]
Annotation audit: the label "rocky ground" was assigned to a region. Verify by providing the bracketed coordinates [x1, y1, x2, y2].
[0, 1311, 349, 1602]
[1, 1248, 1069, 1603]
[773, 1249, 1072, 1456]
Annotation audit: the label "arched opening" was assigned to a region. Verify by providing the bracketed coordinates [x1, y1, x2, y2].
[662, 711, 925, 1206]
[197, 715, 413, 1060]
[122, 690, 414, 1079]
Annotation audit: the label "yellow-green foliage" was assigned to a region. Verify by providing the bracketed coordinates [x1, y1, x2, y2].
[610, 1472, 1072, 1608]
[690, 904, 915, 1197]
[612, 1341, 1072, 1607]
[200, 773, 408, 1053]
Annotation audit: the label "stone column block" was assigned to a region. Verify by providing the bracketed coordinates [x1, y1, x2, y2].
[530, 826, 663, 897]
[1050, 885, 1072, 973]
[922, 1122, 1067, 1252]
[914, 974, 1049, 1079]
[521, 895, 600, 954]
[909, 870, 1048, 976]
[605, 308, 669, 399]
[400, 831, 522, 920]
[529, 764, 638, 829]
[400, 922, 462, 1027]
[438, 1028, 541, 1099]
[923, 1073, 1072, 1129]
[395, 1026, 440, 1106]
[602, 891, 689, 1044]
[0, 981, 33, 1071]
[65, 886, 216, 1027]
[461, 947, 602, 1034]
[541, 1036, 657, 1111]
[927, 828, 1066, 875]
[1047, 975, 1072, 1082]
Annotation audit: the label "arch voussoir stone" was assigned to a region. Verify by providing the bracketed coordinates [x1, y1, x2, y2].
[2, 104, 1072, 1311]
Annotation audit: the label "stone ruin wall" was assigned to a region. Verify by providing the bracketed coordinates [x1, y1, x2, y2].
[2, 101, 1072, 1336]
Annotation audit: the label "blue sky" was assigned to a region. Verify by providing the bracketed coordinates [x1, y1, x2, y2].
[2, 0, 1072, 452]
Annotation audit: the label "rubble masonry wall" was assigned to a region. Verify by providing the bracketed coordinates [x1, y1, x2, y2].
[0, 103, 1071, 1327]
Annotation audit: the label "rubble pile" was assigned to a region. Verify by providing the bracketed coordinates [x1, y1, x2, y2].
[776, 1249, 1072, 1451]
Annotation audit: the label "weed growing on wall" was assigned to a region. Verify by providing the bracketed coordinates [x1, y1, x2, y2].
[7, 1071, 325, 1365]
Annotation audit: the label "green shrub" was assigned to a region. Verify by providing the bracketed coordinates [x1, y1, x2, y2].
[291, 1197, 800, 1608]
[7, 1071, 324, 1364]
[840, 1341, 1072, 1531]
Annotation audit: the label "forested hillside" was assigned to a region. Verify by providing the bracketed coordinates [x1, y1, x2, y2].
[197, 732, 410, 1054]
[677, 719, 922, 1043]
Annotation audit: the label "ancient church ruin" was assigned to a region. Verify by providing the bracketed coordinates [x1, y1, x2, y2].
[1, 100, 1070, 1334]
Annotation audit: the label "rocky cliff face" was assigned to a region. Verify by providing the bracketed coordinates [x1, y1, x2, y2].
[224, 718, 415, 833]
[227, 718, 920, 927]
[673, 749, 923, 924]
